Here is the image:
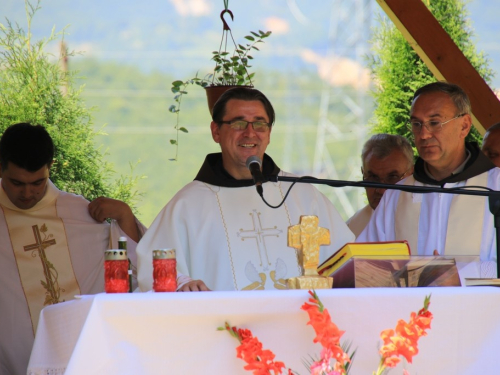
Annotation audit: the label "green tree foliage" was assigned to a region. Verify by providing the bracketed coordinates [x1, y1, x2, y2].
[0, 1, 140, 208]
[368, 0, 494, 147]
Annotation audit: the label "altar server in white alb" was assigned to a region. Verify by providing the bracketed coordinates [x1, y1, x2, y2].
[137, 87, 354, 292]
[358, 82, 500, 276]
[0, 123, 146, 375]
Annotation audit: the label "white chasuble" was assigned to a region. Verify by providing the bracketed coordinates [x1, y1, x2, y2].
[214, 184, 301, 290]
[0, 182, 79, 333]
[395, 174, 486, 256]
[136, 171, 355, 292]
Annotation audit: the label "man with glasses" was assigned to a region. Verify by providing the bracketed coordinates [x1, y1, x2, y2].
[136, 87, 354, 291]
[358, 82, 500, 277]
[347, 134, 414, 238]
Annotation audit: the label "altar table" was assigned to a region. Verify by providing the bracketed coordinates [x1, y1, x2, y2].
[28, 287, 500, 375]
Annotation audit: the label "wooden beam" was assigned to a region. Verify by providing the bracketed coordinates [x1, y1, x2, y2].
[377, 0, 500, 134]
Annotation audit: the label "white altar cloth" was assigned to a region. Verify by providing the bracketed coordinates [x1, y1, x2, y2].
[28, 288, 500, 375]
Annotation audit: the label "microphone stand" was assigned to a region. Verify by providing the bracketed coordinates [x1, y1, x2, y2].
[267, 175, 500, 278]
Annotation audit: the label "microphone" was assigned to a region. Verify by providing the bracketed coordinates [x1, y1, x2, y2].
[246, 156, 265, 196]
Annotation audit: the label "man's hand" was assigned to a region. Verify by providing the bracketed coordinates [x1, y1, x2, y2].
[88, 197, 140, 242]
[88, 197, 132, 222]
[178, 280, 211, 292]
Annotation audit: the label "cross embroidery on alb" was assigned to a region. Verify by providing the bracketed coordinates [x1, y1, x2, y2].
[23, 224, 62, 305]
[237, 210, 283, 268]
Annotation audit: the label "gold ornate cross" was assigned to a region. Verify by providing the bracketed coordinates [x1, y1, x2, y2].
[288, 215, 330, 276]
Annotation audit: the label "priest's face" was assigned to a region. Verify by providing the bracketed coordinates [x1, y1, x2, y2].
[211, 99, 272, 179]
[482, 128, 500, 167]
[410, 92, 471, 175]
[0, 162, 50, 209]
[362, 149, 413, 210]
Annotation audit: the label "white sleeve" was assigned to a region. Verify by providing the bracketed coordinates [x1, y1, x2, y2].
[357, 189, 399, 243]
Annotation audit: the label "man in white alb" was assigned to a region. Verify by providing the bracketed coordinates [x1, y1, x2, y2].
[137, 87, 354, 292]
[346, 134, 414, 238]
[0, 123, 146, 375]
[358, 82, 500, 277]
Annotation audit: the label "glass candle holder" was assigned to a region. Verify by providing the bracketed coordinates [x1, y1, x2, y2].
[153, 249, 177, 292]
[105, 249, 130, 293]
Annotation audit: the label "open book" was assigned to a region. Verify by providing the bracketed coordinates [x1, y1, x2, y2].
[317, 241, 411, 277]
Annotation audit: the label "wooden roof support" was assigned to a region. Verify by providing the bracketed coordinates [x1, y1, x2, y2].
[377, 0, 500, 134]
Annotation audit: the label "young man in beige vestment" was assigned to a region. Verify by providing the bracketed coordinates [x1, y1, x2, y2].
[358, 82, 499, 277]
[346, 134, 414, 238]
[0, 123, 146, 375]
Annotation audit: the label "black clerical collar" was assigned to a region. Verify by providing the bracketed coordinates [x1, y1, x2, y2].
[413, 142, 495, 186]
[194, 153, 281, 187]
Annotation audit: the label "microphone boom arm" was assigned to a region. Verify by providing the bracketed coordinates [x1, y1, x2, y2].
[267, 174, 500, 278]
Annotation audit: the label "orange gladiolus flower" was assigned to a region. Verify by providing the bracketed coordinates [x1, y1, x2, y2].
[222, 293, 432, 375]
[376, 295, 433, 374]
[221, 324, 288, 375]
[301, 290, 350, 373]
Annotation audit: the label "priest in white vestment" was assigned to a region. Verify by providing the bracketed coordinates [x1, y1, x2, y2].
[0, 123, 146, 375]
[358, 82, 500, 278]
[137, 87, 354, 292]
[346, 134, 414, 238]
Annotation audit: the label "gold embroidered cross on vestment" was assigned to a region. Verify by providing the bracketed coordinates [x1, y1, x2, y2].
[24, 224, 62, 305]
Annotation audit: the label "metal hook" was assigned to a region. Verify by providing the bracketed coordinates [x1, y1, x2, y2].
[220, 9, 234, 31]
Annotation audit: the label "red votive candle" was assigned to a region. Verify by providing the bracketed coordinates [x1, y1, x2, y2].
[153, 249, 177, 292]
[105, 249, 130, 293]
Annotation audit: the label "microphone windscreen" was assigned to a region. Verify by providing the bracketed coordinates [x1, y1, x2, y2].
[246, 155, 262, 170]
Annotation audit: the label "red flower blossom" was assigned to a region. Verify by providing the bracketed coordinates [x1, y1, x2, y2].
[222, 322, 289, 375]
[301, 290, 349, 373]
[221, 292, 432, 375]
[375, 295, 433, 374]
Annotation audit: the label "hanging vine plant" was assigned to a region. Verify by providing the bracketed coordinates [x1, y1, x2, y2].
[168, 0, 271, 161]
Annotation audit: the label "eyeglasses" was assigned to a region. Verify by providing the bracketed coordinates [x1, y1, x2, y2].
[220, 120, 270, 132]
[408, 113, 465, 134]
[363, 166, 413, 185]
